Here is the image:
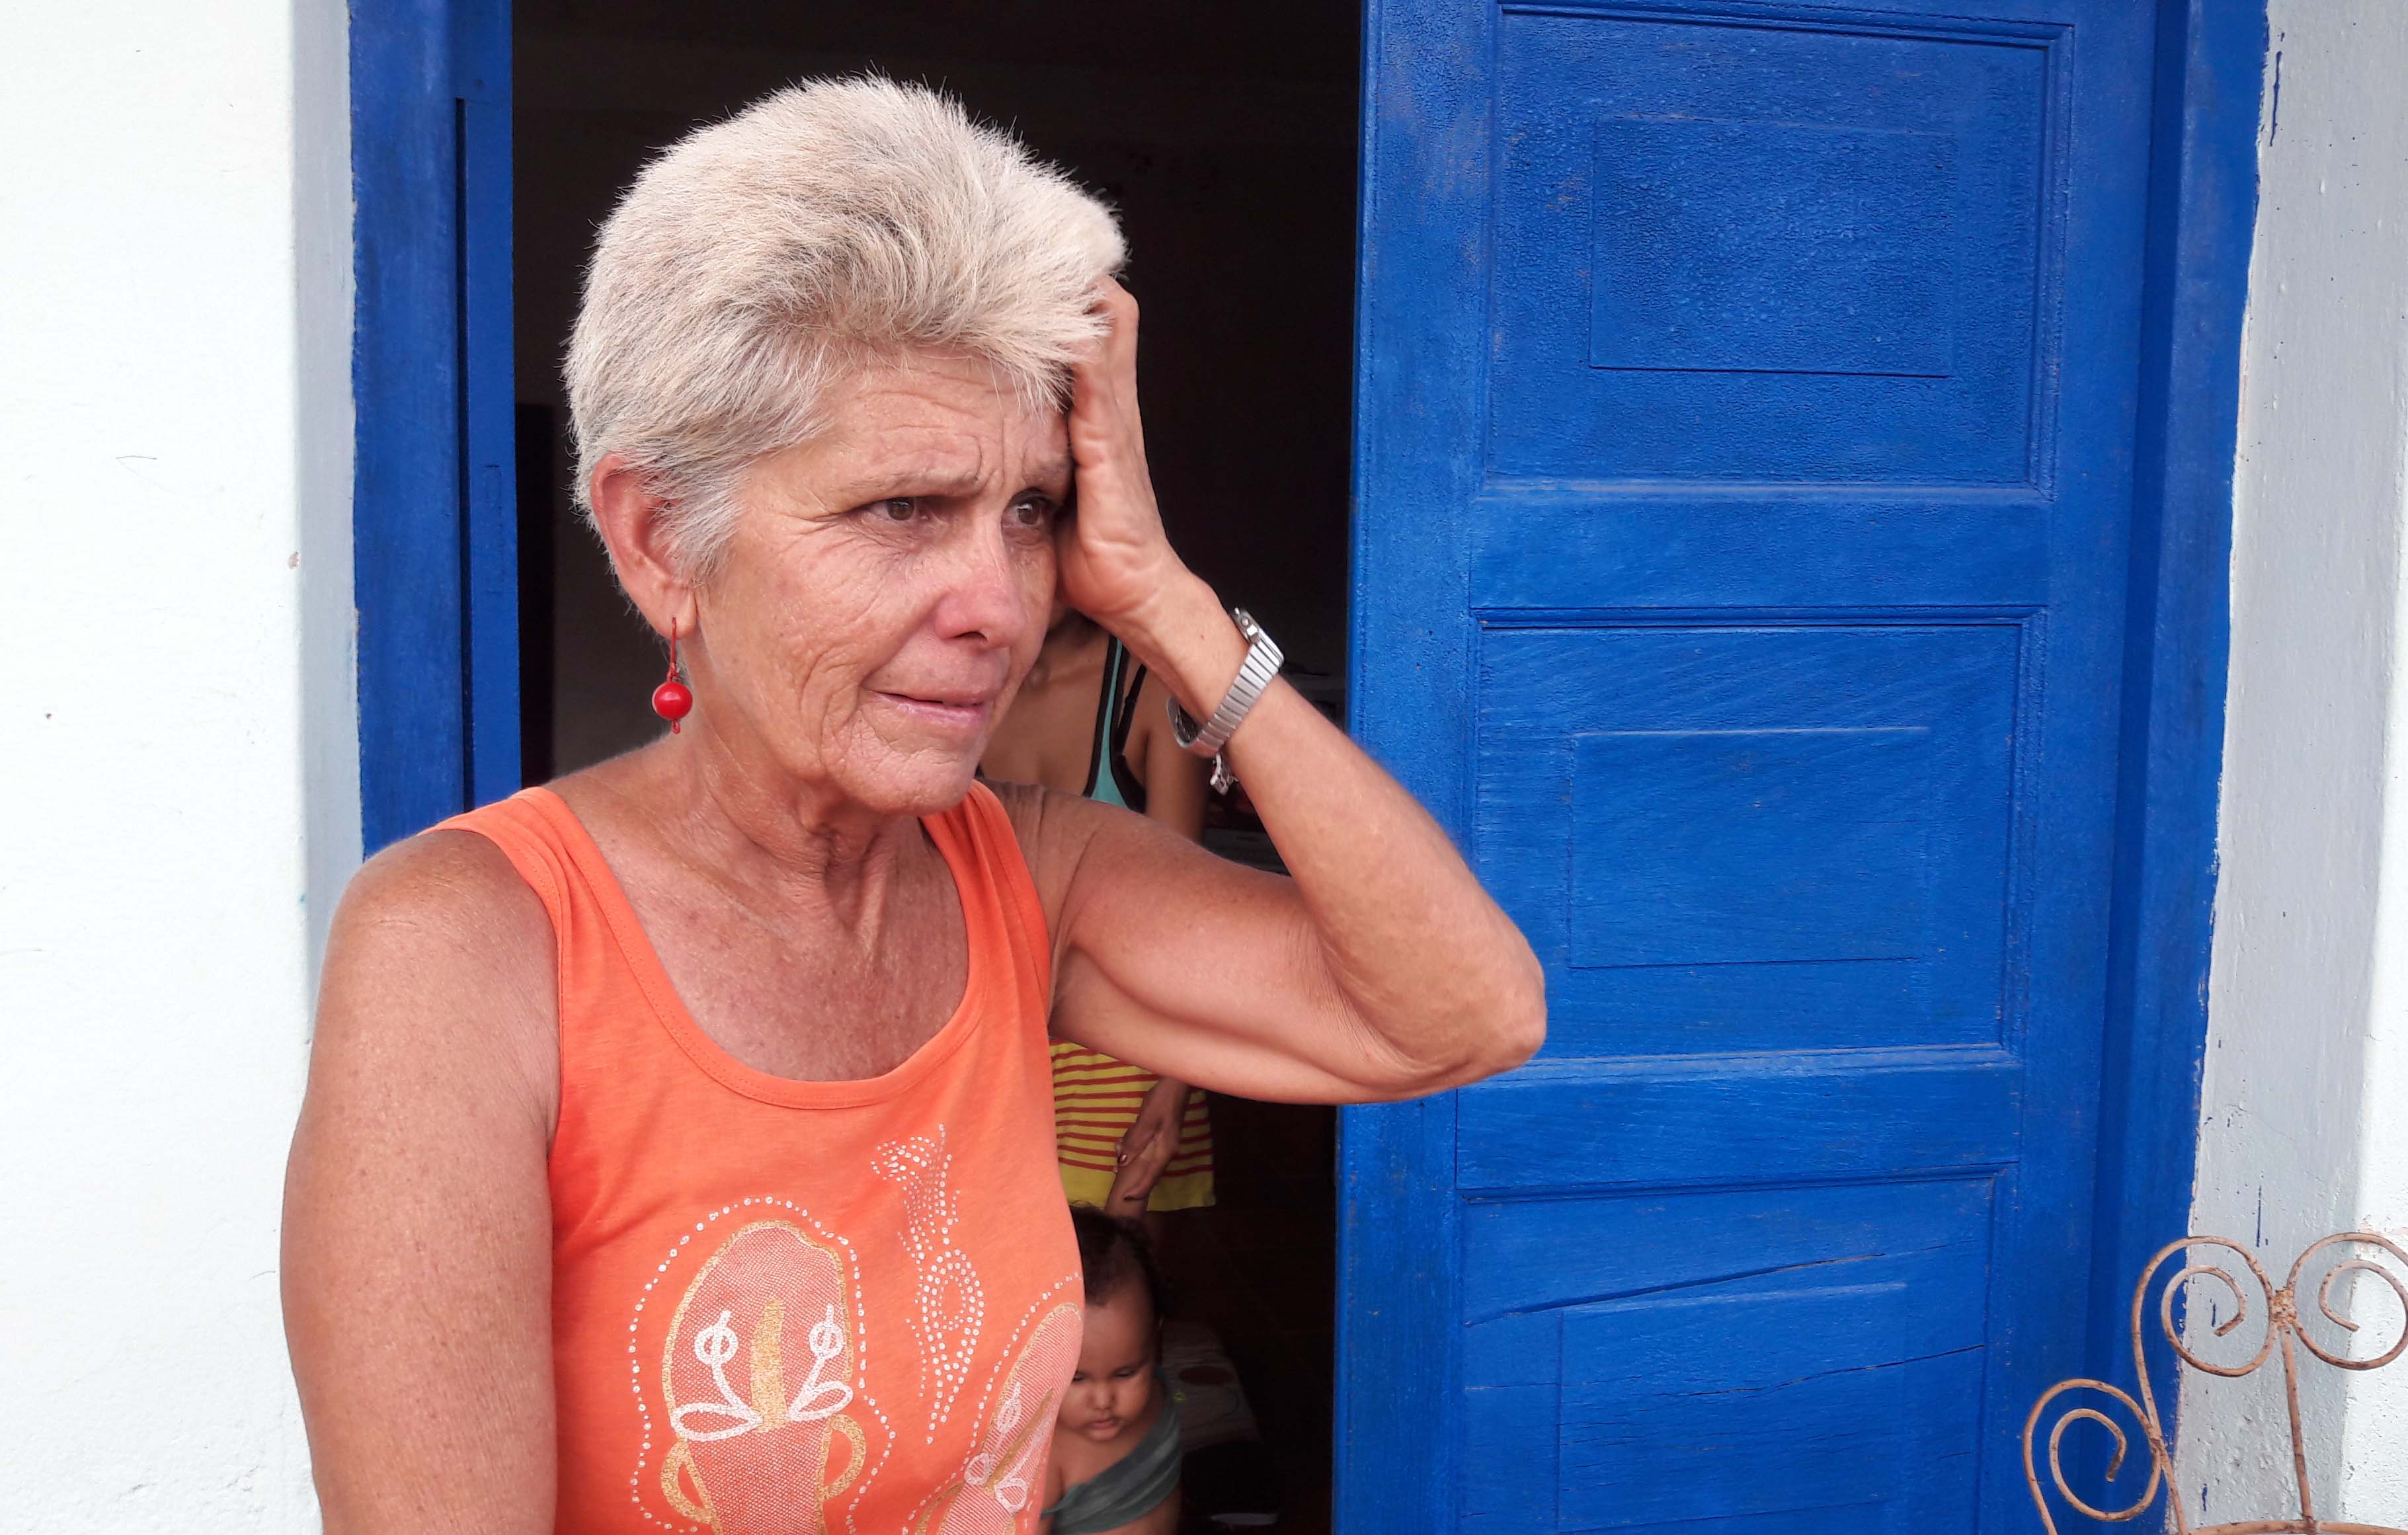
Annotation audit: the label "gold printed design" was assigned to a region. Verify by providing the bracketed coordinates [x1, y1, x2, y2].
[670, 1409, 864, 1516]
[750, 1297, 787, 1429]
[660, 1218, 876, 1534]
[663, 1440, 718, 1524]
[823, 1413, 867, 1500]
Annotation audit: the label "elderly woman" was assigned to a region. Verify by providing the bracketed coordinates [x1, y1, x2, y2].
[282, 77, 1542, 1534]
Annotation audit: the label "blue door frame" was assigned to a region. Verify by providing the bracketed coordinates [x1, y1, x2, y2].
[347, 0, 2263, 1523]
[351, 0, 516, 854]
[2086, 0, 2267, 1438]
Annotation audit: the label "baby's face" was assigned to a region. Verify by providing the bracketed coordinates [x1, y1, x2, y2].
[1060, 1286, 1157, 1442]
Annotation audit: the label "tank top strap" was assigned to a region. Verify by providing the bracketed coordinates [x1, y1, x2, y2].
[430, 789, 594, 976]
[1105, 647, 1152, 814]
[1079, 639, 1125, 800]
[431, 789, 696, 1132]
[430, 788, 560, 892]
[934, 780, 1055, 1016]
[1085, 639, 1138, 811]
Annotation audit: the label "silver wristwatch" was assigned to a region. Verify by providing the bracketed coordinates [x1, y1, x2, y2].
[1167, 608, 1283, 794]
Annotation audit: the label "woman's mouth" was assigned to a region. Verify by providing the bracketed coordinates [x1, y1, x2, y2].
[874, 691, 994, 737]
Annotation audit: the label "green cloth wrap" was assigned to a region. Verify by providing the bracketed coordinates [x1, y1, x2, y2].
[1043, 1374, 1182, 1534]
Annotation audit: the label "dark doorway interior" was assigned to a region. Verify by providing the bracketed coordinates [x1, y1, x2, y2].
[514, 5, 1357, 1530]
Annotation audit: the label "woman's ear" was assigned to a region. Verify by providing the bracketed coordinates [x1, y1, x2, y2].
[588, 452, 697, 640]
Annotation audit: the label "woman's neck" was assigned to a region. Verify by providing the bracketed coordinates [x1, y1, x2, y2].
[599, 723, 936, 931]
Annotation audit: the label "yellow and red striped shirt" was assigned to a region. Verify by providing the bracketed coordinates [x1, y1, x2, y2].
[1049, 1041, 1215, 1210]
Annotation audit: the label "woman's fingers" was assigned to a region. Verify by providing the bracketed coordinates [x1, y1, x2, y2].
[1059, 278, 1184, 632]
[1090, 277, 1136, 349]
[1100, 281, 1139, 384]
[1069, 282, 1133, 410]
[1070, 284, 1142, 467]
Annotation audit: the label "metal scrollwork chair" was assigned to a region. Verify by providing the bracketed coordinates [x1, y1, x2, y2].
[2025, 1232, 2408, 1535]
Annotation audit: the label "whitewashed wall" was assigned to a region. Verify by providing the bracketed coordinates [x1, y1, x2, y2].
[0, 1, 353, 1528]
[2190, 0, 2408, 1521]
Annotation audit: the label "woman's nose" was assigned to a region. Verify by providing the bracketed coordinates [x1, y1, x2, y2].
[934, 522, 1034, 645]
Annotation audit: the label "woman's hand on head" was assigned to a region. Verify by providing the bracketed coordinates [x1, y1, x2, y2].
[1060, 280, 1189, 635]
[1014, 290, 1545, 1114]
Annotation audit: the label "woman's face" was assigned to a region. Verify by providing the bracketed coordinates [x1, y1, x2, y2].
[693, 350, 1068, 816]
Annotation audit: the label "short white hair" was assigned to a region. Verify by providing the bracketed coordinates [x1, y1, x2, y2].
[566, 76, 1127, 575]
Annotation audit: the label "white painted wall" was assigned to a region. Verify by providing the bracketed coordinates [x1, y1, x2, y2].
[0, 1, 353, 1528]
[2190, 0, 2408, 1523]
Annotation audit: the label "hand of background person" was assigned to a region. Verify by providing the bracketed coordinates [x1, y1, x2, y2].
[1105, 1098, 1180, 1217]
[1059, 280, 1185, 637]
[1118, 1078, 1189, 1193]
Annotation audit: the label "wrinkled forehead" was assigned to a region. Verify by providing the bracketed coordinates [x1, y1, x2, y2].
[815, 352, 1071, 487]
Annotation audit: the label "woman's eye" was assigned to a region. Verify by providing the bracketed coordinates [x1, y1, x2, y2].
[874, 498, 917, 522]
[1009, 496, 1054, 528]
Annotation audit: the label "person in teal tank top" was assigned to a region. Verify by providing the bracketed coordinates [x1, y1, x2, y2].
[981, 603, 1217, 1223]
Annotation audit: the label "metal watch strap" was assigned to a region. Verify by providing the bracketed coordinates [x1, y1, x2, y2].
[1168, 608, 1283, 791]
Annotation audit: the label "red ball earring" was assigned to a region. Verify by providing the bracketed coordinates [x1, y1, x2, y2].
[652, 616, 693, 734]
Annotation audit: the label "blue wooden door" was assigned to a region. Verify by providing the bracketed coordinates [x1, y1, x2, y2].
[1341, 3, 2157, 1532]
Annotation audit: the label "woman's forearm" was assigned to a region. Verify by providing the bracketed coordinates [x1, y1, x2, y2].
[1119, 573, 1545, 1085]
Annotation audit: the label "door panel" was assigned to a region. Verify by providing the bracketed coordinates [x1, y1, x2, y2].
[1486, 9, 2054, 486]
[1459, 1177, 1995, 1534]
[1478, 621, 2021, 1056]
[1342, 1, 2155, 1530]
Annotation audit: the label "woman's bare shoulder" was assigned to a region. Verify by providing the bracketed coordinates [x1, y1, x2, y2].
[985, 779, 1116, 914]
[333, 826, 552, 966]
[311, 828, 559, 1124]
[984, 775, 1222, 954]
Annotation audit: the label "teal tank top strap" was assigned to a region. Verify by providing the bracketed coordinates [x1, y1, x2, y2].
[1085, 637, 1136, 810]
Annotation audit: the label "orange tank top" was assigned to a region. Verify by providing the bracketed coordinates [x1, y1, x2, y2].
[439, 784, 1080, 1535]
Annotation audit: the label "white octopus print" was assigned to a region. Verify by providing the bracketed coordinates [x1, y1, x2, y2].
[904, 1288, 1084, 1535]
[643, 1210, 889, 1535]
[871, 1128, 985, 1438]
